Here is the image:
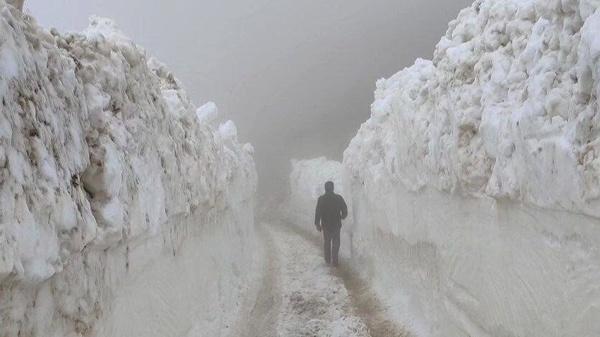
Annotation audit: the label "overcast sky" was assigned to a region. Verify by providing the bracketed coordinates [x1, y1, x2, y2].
[26, 0, 473, 197]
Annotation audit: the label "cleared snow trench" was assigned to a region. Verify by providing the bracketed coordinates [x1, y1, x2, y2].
[231, 222, 408, 337]
[0, 4, 402, 337]
[4, 0, 600, 337]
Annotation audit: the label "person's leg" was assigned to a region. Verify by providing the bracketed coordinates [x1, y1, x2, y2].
[323, 229, 331, 264]
[331, 226, 341, 266]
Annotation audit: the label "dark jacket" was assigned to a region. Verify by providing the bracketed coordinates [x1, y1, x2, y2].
[315, 192, 348, 229]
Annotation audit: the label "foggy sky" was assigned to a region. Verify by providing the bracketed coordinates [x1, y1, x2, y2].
[26, 0, 473, 197]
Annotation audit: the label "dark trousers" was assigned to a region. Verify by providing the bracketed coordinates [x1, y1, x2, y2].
[323, 225, 341, 265]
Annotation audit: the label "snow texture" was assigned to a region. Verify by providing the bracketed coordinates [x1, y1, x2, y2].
[342, 0, 600, 336]
[349, 0, 600, 218]
[0, 5, 256, 337]
[195, 101, 219, 126]
[268, 223, 369, 337]
[291, 1, 600, 336]
[5, 0, 22, 11]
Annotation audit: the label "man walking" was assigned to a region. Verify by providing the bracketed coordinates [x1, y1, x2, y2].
[314, 181, 348, 267]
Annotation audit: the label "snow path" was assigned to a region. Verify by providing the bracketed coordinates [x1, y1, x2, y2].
[232, 223, 280, 337]
[236, 222, 409, 337]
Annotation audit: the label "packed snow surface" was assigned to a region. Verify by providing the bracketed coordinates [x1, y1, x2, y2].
[0, 4, 256, 337]
[290, 1, 600, 336]
[266, 223, 369, 337]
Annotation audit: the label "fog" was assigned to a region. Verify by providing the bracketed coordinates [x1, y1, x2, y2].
[26, 0, 472, 198]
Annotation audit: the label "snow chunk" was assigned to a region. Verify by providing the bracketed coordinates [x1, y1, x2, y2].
[218, 120, 238, 142]
[83, 16, 133, 46]
[243, 143, 255, 155]
[196, 101, 219, 125]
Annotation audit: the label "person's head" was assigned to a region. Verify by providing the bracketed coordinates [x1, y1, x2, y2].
[324, 181, 334, 193]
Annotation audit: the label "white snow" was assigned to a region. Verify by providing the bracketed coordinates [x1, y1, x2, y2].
[289, 1, 600, 336]
[0, 4, 257, 337]
[195, 101, 219, 126]
[267, 223, 369, 337]
[348, 0, 600, 218]
[218, 120, 239, 143]
[4, 0, 600, 336]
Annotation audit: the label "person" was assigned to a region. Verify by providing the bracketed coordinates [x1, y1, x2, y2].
[314, 181, 348, 267]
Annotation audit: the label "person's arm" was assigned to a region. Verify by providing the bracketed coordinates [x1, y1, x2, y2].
[340, 196, 348, 220]
[314, 197, 322, 232]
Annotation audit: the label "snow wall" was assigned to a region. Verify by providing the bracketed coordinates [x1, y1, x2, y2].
[290, 1, 600, 336]
[0, 5, 257, 337]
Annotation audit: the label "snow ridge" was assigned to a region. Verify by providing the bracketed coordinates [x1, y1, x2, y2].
[0, 5, 256, 337]
[345, 0, 600, 217]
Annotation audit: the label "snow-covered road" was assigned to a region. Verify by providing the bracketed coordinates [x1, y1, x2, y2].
[234, 222, 408, 337]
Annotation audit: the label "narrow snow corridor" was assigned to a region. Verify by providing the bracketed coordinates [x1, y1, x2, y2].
[3, 1, 600, 336]
[233, 222, 409, 337]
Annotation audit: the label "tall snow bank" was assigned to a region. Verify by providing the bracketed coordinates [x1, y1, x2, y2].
[340, 1, 600, 336]
[0, 6, 256, 337]
[350, 0, 600, 217]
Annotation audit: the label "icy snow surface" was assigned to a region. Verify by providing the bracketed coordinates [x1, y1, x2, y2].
[0, 4, 256, 337]
[290, 1, 600, 336]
